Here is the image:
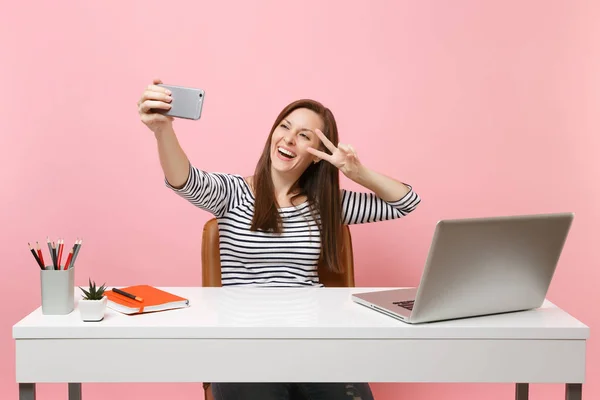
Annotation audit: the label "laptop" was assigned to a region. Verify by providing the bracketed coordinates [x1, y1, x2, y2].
[351, 212, 574, 324]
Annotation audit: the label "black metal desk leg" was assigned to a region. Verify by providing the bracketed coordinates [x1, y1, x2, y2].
[566, 383, 582, 400]
[19, 383, 36, 400]
[515, 383, 529, 400]
[69, 383, 82, 400]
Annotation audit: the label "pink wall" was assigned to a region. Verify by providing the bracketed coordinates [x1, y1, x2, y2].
[2, 1, 598, 399]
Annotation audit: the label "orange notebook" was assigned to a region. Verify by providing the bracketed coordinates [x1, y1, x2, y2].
[104, 285, 190, 315]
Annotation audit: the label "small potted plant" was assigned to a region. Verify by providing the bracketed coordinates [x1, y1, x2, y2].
[78, 279, 107, 321]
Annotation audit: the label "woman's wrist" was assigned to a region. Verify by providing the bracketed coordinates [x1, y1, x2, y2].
[349, 165, 411, 201]
[154, 124, 176, 140]
[347, 164, 369, 186]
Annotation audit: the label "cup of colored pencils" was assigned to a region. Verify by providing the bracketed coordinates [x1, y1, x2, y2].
[30, 237, 82, 315]
[28, 238, 83, 270]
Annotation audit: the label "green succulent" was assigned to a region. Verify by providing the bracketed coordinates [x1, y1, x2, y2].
[79, 278, 106, 300]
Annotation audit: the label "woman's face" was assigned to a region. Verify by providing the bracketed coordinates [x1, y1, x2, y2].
[270, 108, 324, 177]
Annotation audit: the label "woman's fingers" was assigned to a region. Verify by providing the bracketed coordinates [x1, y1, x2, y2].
[137, 79, 172, 109]
[347, 144, 357, 156]
[146, 83, 171, 95]
[338, 143, 358, 159]
[138, 86, 172, 114]
[314, 128, 337, 154]
[140, 111, 172, 124]
[138, 79, 175, 134]
[139, 99, 171, 113]
[306, 146, 333, 162]
[141, 89, 172, 103]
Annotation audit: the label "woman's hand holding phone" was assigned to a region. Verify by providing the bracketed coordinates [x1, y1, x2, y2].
[139, 78, 192, 188]
[138, 78, 174, 135]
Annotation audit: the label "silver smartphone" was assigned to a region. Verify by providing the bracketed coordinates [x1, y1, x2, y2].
[155, 84, 205, 120]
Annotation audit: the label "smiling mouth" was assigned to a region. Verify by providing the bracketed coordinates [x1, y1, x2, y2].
[277, 147, 297, 159]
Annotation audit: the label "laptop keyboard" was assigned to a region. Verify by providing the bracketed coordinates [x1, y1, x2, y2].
[392, 300, 414, 310]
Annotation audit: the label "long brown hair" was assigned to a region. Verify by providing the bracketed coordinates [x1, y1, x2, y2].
[250, 99, 344, 274]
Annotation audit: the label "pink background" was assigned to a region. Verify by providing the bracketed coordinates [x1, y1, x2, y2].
[2, 1, 598, 399]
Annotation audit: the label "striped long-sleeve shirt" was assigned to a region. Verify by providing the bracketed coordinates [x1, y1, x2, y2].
[167, 165, 421, 287]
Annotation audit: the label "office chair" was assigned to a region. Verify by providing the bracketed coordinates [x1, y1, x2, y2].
[201, 217, 355, 400]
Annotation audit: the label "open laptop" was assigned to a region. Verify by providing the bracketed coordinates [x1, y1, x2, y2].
[351, 212, 574, 324]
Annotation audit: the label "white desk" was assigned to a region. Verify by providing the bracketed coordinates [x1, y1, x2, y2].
[13, 287, 589, 400]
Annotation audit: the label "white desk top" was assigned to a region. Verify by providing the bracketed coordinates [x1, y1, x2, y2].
[13, 287, 589, 340]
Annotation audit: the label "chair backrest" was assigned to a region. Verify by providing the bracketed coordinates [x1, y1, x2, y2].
[201, 218, 355, 287]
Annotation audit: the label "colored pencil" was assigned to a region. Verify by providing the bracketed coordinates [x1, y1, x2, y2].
[36, 242, 45, 268]
[64, 249, 73, 270]
[51, 241, 57, 270]
[56, 239, 64, 269]
[70, 238, 83, 268]
[28, 243, 44, 269]
[46, 238, 53, 269]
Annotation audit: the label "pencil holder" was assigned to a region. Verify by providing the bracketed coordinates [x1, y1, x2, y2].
[40, 267, 75, 315]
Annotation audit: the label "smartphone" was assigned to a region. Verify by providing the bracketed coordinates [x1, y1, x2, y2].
[155, 84, 205, 120]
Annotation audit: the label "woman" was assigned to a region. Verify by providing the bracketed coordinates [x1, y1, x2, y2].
[138, 78, 421, 400]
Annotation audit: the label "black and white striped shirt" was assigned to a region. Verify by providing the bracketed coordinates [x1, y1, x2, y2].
[167, 165, 421, 287]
